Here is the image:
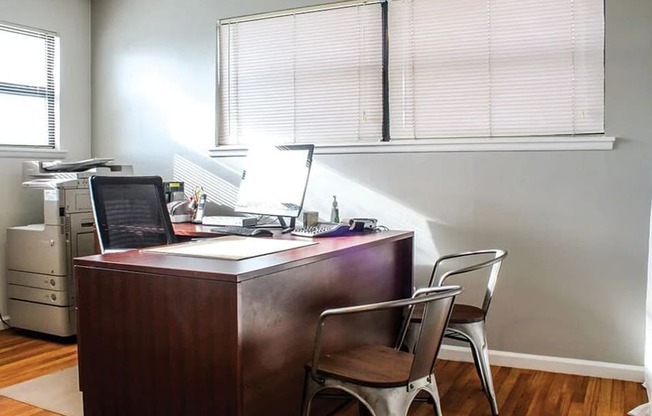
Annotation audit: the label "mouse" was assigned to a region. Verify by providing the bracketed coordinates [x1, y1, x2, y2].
[251, 228, 274, 237]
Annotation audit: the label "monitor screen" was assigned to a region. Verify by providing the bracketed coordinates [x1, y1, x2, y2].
[235, 144, 314, 220]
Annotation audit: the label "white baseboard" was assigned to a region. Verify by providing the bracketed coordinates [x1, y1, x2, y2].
[439, 345, 644, 383]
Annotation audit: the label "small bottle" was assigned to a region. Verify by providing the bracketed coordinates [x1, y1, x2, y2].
[330, 195, 340, 223]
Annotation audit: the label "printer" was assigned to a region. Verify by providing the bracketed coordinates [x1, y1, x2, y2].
[6, 159, 133, 337]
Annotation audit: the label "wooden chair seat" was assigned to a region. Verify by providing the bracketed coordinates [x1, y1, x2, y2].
[411, 302, 484, 325]
[307, 344, 413, 388]
[448, 303, 484, 324]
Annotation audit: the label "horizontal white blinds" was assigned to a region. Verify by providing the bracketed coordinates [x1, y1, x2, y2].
[218, 2, 383, 145]
[0, 23, 57, 147]
[388, 0, 605, 140]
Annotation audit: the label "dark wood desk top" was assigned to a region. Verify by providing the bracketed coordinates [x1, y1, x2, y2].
[172, 222, 222, 238]
[75, 230, 413, 284]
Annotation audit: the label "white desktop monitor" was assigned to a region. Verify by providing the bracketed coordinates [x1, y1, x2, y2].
[235, 144, 314, 225]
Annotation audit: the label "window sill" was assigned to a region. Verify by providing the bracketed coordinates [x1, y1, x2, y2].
[209, 135, 615, 157]
[0, 147, 67, 160]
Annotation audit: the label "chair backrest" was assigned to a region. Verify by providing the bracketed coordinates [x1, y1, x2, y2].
[428, 249, 507, 316]
[89, 175, 177, 253]
[406, 286, 460, 383]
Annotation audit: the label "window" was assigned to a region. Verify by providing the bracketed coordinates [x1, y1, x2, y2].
[218, 1, 383, 145]
[389, 0, 604, 140]
[217, 0, 605, 148]
[0, 22, 59, 148]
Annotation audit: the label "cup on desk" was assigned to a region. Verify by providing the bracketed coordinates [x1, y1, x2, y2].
[303, 211, 319, 227]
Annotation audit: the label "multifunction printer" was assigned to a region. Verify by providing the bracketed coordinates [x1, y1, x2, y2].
[6, 159, 133, 336]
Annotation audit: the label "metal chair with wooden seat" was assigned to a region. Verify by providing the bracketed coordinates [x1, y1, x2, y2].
[412, 249, 507, 416]
[302, 285, 463, 416]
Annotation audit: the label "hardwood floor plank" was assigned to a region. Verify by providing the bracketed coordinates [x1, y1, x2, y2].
[0, 329, 647, 415]
[0, 396, 58, 416]
[624, 379, 647, 414]
[0, 330, 77, 389]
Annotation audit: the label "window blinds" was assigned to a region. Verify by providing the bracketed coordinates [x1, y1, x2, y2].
[0, 23, 57, 147]
[218, 1, 383, 145]
[388, 0, 604, 140]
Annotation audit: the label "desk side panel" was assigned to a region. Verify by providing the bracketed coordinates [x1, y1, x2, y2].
[76, 265, 239, 416]
[239, 236, 413, 416]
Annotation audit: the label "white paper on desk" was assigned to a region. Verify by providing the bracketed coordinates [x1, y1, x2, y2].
[143, 236, 317, 260]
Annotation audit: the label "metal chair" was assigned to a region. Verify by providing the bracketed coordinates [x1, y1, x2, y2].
[302, 285, 463, 416]
[416, 249, 508, 416]
[89, 175, 177, 253]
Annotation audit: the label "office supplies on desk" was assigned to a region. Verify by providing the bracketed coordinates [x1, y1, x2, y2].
[144, 235, 316, 260]
[302, 210, 319, 227]
[209, 226, 273, 237]
[167, 200, 192, 223]
[291, 222, 353, 238]
[349, 217, 378, 231]
[163, 181, 185, 203]
[192, 192, 206, 224]
[330, 195, 339, 223]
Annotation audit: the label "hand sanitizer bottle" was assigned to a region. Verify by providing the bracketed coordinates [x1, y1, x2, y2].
[330, 195, 340, 223]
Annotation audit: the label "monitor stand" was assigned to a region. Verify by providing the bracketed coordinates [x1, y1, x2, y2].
[277, 216, 296, 234]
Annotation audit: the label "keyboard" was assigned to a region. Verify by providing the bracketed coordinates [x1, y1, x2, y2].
[209, 226, 272, 237]
[291, 222, 352, 238]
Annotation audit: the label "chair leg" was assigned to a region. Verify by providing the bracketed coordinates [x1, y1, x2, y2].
[449, 322, 499, 416]
[322, 380, 416, 416]
[468, 339, 490, 393]
[301, 371, 322, 416]
[422, 375, 443, 416]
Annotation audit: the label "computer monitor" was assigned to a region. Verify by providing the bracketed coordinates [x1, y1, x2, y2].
[235, 144, 314, 230]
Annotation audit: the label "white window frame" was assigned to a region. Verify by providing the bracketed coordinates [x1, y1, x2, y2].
[0, 21, 62, 157]
[212, 0, 612, 157]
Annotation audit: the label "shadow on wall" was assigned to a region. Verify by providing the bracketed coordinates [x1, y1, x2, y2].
[171, 154, 242, 216]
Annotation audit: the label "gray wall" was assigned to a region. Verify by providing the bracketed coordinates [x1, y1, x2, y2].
[0, 0, 91, 322]
[89, 0, 652, 366]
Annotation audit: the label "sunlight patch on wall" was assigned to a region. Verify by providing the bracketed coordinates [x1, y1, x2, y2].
[119, 55, 214, 149]
[304, 161, 440, 271]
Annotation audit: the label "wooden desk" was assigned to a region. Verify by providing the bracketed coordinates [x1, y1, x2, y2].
[172, 222, 222, 238]
[74, 231, 413, 416]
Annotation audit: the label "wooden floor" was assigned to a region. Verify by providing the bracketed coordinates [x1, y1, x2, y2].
[0, 328, 646, 415]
